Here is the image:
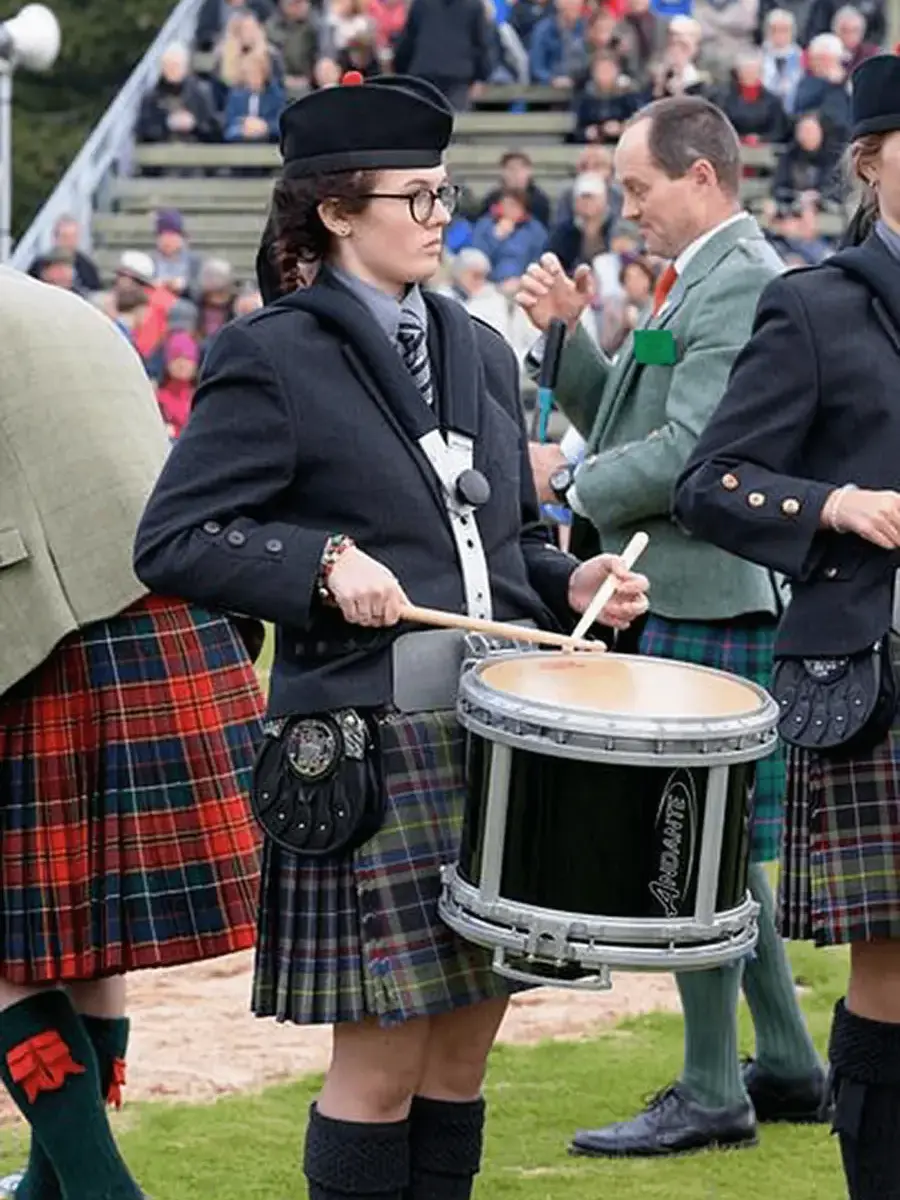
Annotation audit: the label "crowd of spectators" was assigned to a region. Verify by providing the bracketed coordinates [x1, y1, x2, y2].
[27, 211, 262, 439]
[28, 0, 892, 430]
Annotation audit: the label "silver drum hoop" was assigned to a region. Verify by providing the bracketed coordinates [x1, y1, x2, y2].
[457, 651, 780, 766]
[439, 864, 760, 983]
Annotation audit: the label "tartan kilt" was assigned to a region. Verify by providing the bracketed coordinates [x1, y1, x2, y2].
[639, 614, 784, 863]
[0, 595, 264, 984]
[781, 637, 900, 946]
[252, 708, 513, 1028]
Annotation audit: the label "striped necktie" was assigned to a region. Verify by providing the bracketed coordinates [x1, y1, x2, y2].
[397, 311, 434, 406]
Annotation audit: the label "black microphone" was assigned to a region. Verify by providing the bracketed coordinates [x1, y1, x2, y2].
[531, 317, 567, 442]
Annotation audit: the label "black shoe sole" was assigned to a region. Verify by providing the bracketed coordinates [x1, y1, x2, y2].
[568, 1133, 759, 1160]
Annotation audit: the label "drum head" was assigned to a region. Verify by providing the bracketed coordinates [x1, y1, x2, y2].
[458, 652, 779, 764]
[481, 654, 762, 720]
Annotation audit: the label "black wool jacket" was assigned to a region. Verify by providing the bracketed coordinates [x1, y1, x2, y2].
[675, 233, 900, 659]
[135, 270, 579, 717]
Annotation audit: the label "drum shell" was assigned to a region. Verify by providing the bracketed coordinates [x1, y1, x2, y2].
[459, 736, 751, 920]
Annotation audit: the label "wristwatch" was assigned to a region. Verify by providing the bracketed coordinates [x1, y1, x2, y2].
[549, 463, 575, 504]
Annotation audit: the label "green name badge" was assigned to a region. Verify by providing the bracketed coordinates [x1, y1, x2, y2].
[633, 329, 678, 366]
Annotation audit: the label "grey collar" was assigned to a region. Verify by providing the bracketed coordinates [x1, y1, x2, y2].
[329, 264, 428, 345]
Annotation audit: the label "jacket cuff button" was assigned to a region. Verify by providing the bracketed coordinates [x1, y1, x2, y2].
[265, 538, 284, 554]
[227, 530, 247, 547]
[203, 520, 222, 535]
[747, 491, 766, 508]
[721, 473, 739, 491]
[781, 498, 801, 516]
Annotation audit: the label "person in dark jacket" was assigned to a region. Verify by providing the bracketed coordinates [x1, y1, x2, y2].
[507, 0, 551, 50]
[478, 149, 552, 229]
[135, 42, 220, 144]
[804, 0, 885, 45]
[546, 170, 612, 272]
[529, 0, 588, 85]
[792, 32, 852, 132]
[773, 110, 845, 202]
[265, 0, 322, 92]
[573, 51, 641, 144]
[674, 56, 900, 1200]
[27, 214, 101, 295]
[223, 51, 286, 141]
[720, 50, 790, 142]
[194, 0, 274, 50]
[470, 188, 548, 283]
[392, 0, 494, 110]
[133, 72, 648, 1200]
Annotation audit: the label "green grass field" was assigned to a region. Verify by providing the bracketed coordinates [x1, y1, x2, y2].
[0, 938, 847, 1199]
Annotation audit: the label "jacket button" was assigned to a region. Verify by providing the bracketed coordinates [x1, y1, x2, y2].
[747, 492, 766, 508]
[203, 520, 222, 535]
[825, 566, 839, 579]
[781, 497, 801, 516]
[227, 530, 247, 547]
[721, 473, 739, 491]
[265, 538, 284, 554]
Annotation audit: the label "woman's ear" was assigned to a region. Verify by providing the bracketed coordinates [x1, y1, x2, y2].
[317, 199, 351, 238]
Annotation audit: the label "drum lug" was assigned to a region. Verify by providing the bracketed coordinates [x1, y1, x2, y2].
[524, 924, 568, 962]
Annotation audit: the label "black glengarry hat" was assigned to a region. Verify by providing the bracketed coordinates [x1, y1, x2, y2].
[279, 72, 454, 179]
[851, 54, 900, 140]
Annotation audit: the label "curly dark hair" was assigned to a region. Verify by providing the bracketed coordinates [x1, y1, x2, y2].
[265, 169, 378, 293]
[839, 132, 884, 248]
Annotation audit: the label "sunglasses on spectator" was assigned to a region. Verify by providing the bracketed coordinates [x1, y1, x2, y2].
[360, 183, 460, 224]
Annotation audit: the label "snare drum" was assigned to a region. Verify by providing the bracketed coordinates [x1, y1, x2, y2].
[438, 651, 780, 989]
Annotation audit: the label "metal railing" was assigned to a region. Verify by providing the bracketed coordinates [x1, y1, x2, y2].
[9, 0, 202, 270]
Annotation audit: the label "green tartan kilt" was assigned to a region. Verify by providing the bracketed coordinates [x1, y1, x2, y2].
[639, 614, 784, 864]
[251, 708, 513, 1028]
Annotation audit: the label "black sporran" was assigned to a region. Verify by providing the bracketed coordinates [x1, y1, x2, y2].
[251, 709, 385, 857]
[771, 637, 898, 756]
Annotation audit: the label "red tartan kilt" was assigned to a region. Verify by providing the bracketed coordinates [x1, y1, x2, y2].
[0, 595, 264, 984]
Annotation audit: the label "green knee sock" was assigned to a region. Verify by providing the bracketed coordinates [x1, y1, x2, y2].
[0, 991, 141, 1200]
[677, 961, 747, 1110]
[15, 1013, 130, 1200]
[742, 863, 822, 1080]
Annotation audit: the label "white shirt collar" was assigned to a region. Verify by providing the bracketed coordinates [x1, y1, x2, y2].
[673, 211, 747, 277]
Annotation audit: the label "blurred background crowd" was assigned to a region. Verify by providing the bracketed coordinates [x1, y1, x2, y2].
[23, 0, 887, 436]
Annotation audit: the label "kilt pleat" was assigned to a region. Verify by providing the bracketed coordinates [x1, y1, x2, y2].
[638, 614, 784, 863]
[252, 709, 511, 1028]
[780, 639, 900, 945]
[0, 595, 264, 983]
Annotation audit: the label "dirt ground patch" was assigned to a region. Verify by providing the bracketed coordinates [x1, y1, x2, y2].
[123, 952, 679, 1103]
[0, 952, 680, 1121]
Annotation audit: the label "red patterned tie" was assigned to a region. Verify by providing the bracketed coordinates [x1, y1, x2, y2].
[652, 263, 678, 316]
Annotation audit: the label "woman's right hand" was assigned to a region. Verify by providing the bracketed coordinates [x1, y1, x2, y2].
[824, 488, 900, 549]
[326, 546, 409, 627]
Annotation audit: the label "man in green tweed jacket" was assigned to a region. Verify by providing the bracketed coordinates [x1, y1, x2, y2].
[518, 96, 826, 1157]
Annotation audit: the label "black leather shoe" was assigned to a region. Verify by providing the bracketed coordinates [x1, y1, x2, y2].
[569, 1083, 758, 1159]
[743, 1058, 831, 1124]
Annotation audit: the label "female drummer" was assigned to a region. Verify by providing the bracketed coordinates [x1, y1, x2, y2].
[675, 54, 900, 1200]
[134, 73, 649, 1200]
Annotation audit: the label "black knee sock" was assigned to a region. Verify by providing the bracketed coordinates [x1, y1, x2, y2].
[304, 1103, 410, 1199]
[829, 999, 900, 1200]
[405, 1097, 485, 1200]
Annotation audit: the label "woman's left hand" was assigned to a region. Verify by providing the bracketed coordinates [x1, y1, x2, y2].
[568, 554, 650, 630]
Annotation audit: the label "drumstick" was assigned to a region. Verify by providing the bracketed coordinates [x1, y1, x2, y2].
[398, 604, 606, 653]
[568, 531, 650, 643]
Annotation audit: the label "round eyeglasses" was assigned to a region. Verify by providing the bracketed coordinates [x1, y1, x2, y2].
[361, 183, 460, 225]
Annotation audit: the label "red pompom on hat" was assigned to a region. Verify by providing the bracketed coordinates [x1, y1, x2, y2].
[278, 74, 453, 179]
